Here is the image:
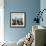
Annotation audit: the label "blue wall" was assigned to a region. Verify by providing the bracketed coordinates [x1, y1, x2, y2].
[4, 0, 40, 42]
[40, 0, 46, 27]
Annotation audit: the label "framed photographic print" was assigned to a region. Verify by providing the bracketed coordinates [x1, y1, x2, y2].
[10, 12, 26, 28]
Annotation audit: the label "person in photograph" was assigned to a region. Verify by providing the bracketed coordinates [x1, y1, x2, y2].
[12, 19, 16, 25]
[17, 18, 23, 25]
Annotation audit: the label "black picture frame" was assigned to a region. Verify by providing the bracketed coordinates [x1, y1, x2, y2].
[10, 12, 26, 28]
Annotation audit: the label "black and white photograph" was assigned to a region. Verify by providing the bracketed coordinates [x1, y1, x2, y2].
[10, 12, 26, 27]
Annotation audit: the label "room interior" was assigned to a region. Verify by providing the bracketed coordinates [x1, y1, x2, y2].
[0, 0, 46, 46]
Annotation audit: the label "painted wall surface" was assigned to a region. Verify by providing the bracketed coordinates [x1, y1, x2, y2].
[40, 0, 46, 27]
[4, 0, 40, 42]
